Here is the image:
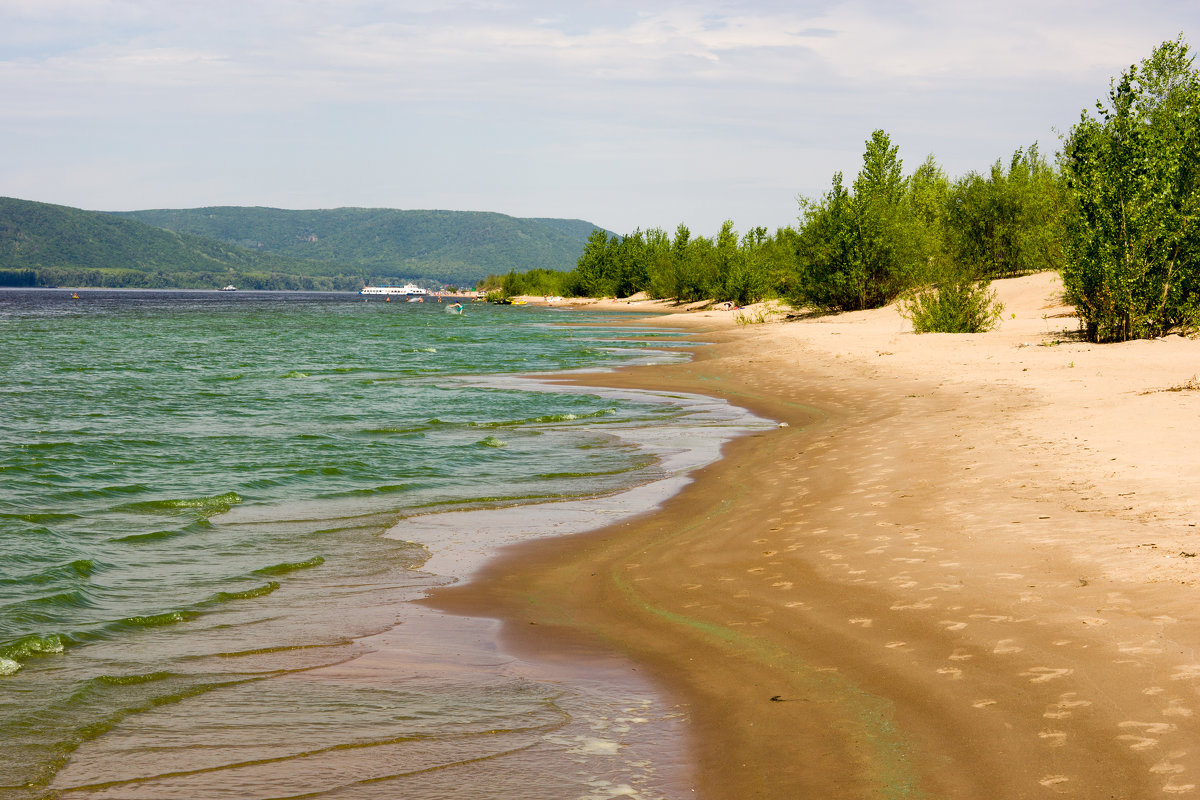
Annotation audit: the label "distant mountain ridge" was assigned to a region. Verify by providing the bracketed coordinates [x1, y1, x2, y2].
[112, 206, 603, 285]
[0, 197, 605, 290]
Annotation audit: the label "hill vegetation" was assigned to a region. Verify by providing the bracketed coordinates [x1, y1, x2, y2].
[0, 199, 604, 290]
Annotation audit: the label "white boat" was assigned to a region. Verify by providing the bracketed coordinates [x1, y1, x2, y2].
[220, 285, 237, 291]
[359, 284, 427, 296]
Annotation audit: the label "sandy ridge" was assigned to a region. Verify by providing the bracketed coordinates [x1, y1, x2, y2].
[431, 273, 1200, 798]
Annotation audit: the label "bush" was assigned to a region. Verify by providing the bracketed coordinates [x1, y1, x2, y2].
[901, 279, 1004, 333]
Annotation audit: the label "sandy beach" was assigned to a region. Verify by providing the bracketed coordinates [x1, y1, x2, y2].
[429, 272, 1200, 798]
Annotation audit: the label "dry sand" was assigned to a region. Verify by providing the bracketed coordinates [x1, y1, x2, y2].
[430, 272, 1200, 798]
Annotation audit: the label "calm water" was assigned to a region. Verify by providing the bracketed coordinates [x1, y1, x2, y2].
[0, 289, 767, 799]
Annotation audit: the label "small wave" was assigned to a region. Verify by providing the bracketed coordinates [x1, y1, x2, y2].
[210, 581, 280, 603]
[335, 483, 414, 497]
[0, 509, 81, 523]
[90, 671, 177, 687]
[473, 408, 618, 428]
[14, 558, 97, 585]
[476, 436, 507, 448]
[55, 483, 152, 501]
[0, 632, 67, 673]
[116, 610, 198, 629]
[18, 440, 88, 452]
[113, 519, 214, 544]
[281, 370, 309, 379]
[253, 556, 325, 576]
[118, 491, 243, 517]
[360, 426, 425, 436]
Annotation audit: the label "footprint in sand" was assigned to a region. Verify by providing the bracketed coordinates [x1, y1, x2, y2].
[972, 699, 997, 709]
[1022, 667, 1073, 684]
[993, 639, 1024, 655]
[936, 666, 964, 680]
[1162, 778, 1197, 794]
[1171, 664, 1200, 681]
[941, 620, 968, 631]
[1038, 775, 1070, 788]
[1044, 693, 1092, 720]
[1162, 700, 1194, 718]
[849, 618, 872, 627]
[1150, 752, 1188, 775]
[891, 596, 937, 611]
[1038, 729, 1068, 748]
[1117, 721, 1177, 752]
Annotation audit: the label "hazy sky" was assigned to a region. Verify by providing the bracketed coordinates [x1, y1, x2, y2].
[2, 1, 1197, 234]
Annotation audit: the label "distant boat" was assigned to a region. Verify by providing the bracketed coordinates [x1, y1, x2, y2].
[359, 284, 427, 297]
[220, 285, 237, 291]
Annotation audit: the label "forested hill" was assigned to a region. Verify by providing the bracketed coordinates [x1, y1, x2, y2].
[112, 207, 603, 285]
[0, 197, 605, 290]
[0, 197, 366, 290]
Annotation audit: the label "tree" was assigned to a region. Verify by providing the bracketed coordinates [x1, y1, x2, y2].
[947, 145, 1065, 280]
[793, 130, 924, 310]
[570, 228, 617, 297]
[1060, 36, 1200, 342]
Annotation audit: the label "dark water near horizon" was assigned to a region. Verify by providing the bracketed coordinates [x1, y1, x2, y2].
[0, 289, 769, 799]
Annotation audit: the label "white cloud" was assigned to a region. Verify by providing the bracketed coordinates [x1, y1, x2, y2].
[1, 0, 1198, 232]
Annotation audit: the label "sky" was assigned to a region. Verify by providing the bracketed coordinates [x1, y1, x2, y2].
[2, 1, 1197, 235]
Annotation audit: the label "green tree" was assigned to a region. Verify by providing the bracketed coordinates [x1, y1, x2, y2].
[1061, 36, 1200, 342]
[948, 144, 1065, 280]
[794, 130, 923, 310]
[570, 228, 617, 297]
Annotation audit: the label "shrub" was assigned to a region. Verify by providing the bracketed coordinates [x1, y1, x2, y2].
[901, 279, 1004, 333]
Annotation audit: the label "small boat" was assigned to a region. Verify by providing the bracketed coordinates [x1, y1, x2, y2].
[220, 285, 237, 291]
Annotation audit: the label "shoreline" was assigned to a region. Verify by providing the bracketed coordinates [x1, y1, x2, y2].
[427, 272, 1200, 798]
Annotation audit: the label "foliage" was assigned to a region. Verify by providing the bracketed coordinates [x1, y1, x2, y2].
[477, 268, 573, 297]
[947, 144, 1066, 280]
[792, 130, 927, 311]
[900, 279, 1004, 333]
[557, 221, 800, 305]
[1060, 36, 1200, 342]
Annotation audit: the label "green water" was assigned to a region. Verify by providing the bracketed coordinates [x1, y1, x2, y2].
[0, 289, 757, 798]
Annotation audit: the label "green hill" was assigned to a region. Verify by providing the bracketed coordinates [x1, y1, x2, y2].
[112, 206, 604, 286]
[0, 197, 365, 290]
[0, 198, 606, 290]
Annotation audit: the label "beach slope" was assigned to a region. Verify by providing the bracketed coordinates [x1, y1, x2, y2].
[430, 272, 1200, 798]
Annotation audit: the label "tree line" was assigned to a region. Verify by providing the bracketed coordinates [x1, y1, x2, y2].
[486, 37, 1199, 342]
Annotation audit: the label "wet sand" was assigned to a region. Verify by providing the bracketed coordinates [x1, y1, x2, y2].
[429, 273, 1200, 798]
